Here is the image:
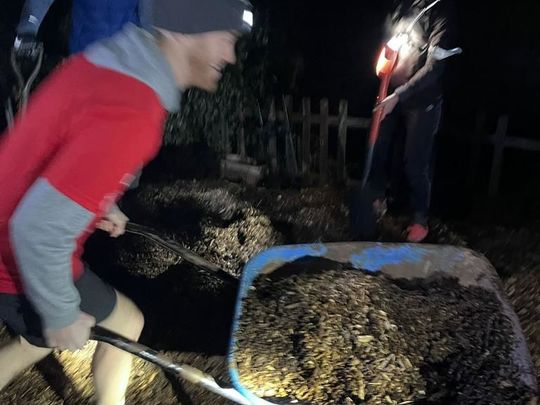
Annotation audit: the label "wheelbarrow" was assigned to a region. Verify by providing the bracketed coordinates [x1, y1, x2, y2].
[91, 243, 538, 404]
[227, 243, 538, 404]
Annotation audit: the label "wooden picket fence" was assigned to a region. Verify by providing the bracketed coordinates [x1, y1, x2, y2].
[266, 95, 370, 184]
[262, 96, 536, 195]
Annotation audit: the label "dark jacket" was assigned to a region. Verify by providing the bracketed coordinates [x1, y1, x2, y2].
[389, 0, 457, 107]
[70, 0, 141, 53]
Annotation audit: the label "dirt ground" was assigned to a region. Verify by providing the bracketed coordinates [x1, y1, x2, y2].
[1, 176, 539, 404]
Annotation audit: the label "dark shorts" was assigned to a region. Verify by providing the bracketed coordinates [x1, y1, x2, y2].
[0, 269, 117, 348]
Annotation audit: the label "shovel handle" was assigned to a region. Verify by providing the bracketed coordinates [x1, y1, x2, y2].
[91, 326, 251, 404]
[125, 222, 237, 285]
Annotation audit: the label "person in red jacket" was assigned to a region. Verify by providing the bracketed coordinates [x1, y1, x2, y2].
[0, 0, 252, 403]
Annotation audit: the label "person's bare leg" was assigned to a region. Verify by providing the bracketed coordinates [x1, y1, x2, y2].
[0, 336, 52, 390]
[91, 291, 144, 405]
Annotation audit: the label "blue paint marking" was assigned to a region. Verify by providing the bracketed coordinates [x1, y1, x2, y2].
[350, 245, 427, 272]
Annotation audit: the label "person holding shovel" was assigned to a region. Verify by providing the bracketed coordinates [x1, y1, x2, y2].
[0, 1, 252, 404]
[366, 0, 459, 242]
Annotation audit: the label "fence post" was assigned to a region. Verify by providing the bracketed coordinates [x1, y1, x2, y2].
[489, 115, 509, 197]
[267, 99, 278, 175]
[337, 100, 348, 183]
[302, 97, 311, 175]
[319, 99, 329, 184]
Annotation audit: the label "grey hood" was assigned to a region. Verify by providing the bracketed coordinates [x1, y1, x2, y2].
[85, 23, 181, 113]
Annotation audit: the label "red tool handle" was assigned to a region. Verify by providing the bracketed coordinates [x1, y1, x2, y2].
[361, 45, 399, 188]
[369, 45, 399, 147]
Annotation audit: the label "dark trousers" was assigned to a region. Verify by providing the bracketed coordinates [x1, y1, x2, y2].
[367, 99, 442, 225]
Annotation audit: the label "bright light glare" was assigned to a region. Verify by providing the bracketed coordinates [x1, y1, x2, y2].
[376, 48, 389, 76]
[387, 34, 407, 51]
[243, 10, 253, 27]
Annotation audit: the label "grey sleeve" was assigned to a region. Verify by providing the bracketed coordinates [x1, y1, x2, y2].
[16, 0, 56, 37]
[10, 178, 94, 330]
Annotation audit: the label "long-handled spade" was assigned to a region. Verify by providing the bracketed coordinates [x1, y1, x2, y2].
[350, 26, 401, 239]
[124, 222, 237, 285]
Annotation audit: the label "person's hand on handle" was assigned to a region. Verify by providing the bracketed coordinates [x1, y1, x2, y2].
[96, 203, 129, 238]
[374, 93, 399, 120]
[44, 312, 96, 351]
